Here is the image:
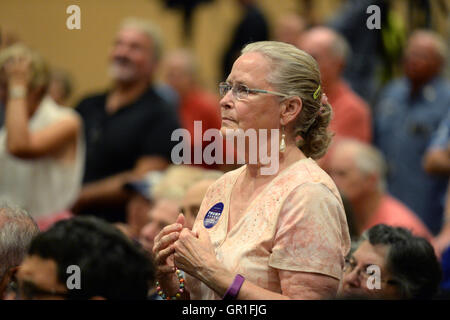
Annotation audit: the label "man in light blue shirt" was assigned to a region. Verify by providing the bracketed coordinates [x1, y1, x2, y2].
[374, 30, 450, 235]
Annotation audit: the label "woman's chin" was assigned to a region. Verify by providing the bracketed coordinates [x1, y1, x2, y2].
[220, 123, 239, 138]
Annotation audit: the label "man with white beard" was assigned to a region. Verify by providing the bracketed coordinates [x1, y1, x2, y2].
[73, 18, 180, 223]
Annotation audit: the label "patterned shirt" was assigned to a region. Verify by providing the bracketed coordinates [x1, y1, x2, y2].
[185, 158, 351, 299]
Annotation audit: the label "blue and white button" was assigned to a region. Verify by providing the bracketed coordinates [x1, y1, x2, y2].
[203, 202, 224, 229]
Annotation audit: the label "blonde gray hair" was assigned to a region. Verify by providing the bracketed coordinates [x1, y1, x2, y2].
[241, 41, 333, 159]
[338, 139, 387, 192]
[0, 203, 40, 278]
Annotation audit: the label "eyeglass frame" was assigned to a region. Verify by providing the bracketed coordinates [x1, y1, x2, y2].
[219, 81, 289, 100]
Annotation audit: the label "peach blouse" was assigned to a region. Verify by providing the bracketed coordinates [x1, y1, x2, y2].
[186, 158, 351, 299]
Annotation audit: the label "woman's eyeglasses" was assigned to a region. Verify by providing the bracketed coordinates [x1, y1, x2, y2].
[219, 82, 288, 100]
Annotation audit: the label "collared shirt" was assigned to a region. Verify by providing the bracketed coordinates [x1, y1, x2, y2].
[76, 86, 181, 222]
[374, 76, 450, 234]
[327, 80, 372, 143]
[428, 109, 450, 150]
[362, 194, 433, 241]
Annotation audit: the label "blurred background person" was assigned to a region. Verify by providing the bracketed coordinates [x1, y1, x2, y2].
[439, 186, 450, 296]
[139, 198, 180, 255]
[120, 171, 164, 240]
[0, 44, 84, 224]
[73, 18, 180, 223]
[329, 139, 432, 241]
[48, 69, 73, 107]
[137, 165, 222, 252]
[339, 224, 442, 300]
[0, 205, 39, 299]
[327, 0, 391, 103]
[300, 26, 372, 145]
[423, 109, 450, 256]
[273, 13, 306, 46]
[423, 110, 450, 177]
[15, 216, 154, 300]
[180, 178, 219, 230]
[221, 0, 269, 81]
[0, 28, 20, 122]
[162, 49, 231, 170]
[374, 30, 450, 235]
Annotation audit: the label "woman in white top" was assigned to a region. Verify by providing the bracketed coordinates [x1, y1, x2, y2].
[0, 44, 84, 221]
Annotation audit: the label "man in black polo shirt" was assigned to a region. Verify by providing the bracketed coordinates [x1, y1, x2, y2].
[73, 18, 180, 222]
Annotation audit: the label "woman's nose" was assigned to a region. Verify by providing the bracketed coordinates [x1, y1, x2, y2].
[220, 91, 233, 109]
[345, 268, 362, 288]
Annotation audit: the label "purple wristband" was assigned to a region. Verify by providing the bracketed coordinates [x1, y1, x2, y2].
[222, 274, 245, 300]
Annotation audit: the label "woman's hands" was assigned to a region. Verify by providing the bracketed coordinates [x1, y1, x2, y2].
[152, 213, 221, 290]
[152, 214, 185, 278]
[173, 225, 220, 282]
[153, 212, 219, 280]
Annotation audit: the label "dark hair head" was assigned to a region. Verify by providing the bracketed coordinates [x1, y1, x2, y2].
[362, 224, 442, 299]
[28, 216, 154, 300]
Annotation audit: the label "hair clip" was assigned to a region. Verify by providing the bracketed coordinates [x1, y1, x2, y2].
[313, 85, 321, 100]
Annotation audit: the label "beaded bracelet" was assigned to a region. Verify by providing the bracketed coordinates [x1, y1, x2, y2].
[156, 268, 185, 300]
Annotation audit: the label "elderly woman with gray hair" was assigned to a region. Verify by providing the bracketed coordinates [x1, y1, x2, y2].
[153, 41, 351, 300]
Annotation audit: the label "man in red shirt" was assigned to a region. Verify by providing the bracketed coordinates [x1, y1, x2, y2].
[163, 49, 236, 170]
[329, 138, 432, 241]
[300, 26, 372, 143]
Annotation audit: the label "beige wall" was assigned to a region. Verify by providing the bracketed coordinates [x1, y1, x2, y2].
[1, 0, 448, 107]
[0, 0, 343, 107]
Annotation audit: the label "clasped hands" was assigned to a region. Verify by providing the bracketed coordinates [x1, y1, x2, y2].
[152, 213, 218, 281]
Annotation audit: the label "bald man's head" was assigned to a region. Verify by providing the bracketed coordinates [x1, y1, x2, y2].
[329, 139, 387, 202]
[300, 27, 350, 85]
[163, 49, 198, 97]
[274, 13, 306, 46]
[404, 30, 446, 84]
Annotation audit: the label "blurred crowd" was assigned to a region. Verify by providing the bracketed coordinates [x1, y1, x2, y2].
[0, 0, 449, 300]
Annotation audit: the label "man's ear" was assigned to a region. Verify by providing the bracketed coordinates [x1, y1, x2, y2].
[280, 96, 302, 126]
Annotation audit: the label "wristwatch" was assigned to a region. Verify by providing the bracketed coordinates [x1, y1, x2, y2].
[9, 86, 27, 99]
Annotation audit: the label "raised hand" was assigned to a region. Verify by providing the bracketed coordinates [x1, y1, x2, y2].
[4, 55, 32, 87]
